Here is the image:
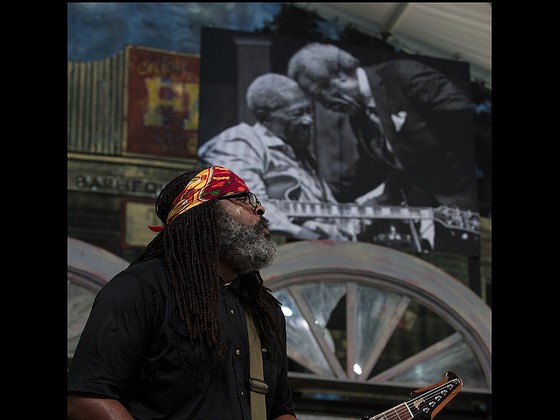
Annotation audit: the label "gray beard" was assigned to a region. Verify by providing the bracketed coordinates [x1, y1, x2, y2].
[216, 209, 278, 274]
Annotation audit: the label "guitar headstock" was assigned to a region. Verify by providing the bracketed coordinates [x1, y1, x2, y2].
[433, 206, 480, 233]
[407, 371, 463, 419]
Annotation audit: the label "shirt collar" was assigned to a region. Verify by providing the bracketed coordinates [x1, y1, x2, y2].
[253, 122, 297, 158]
[357, 67, 375, 108]
[253, 122, 284, 146]
[221, 273, 256, 298]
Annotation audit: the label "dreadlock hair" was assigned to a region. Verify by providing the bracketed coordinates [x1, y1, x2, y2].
[132, 164, 223, 360]
[132, 164, 285, 362]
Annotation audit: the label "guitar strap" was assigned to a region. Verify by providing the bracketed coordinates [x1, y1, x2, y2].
[245, 307, 268, 420]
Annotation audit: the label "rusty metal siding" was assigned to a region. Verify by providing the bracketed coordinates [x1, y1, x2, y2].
[68, 50, 126, 155]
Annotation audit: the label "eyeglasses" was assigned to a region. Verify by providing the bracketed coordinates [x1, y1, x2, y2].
[221, 192, 261, 210]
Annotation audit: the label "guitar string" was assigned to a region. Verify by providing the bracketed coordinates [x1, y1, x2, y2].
[269, 199, 478, 215]
[371, 403, 411, 420]
[414, 379, 459, 401]
[268, 199, 479, 232]
[369, 379, 461, 420]
[405, 379, 461, 415]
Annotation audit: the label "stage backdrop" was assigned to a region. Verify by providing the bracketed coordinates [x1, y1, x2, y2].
[197, 27, 480, 257]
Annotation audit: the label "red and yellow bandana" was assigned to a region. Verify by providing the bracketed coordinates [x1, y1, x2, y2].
[148, 166, 249, 232]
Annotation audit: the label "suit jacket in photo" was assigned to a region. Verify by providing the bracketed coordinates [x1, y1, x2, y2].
[349, 59, 478, 212]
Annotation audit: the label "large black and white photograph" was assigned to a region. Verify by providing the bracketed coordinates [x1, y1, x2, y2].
[197, 27, 480, 256]
[68, 5, 491, 419]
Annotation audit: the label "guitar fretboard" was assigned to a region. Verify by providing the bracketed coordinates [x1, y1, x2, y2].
[371, 402, 413, 420]
[269, 200, 480, 233]
[367, 376, 462, 420]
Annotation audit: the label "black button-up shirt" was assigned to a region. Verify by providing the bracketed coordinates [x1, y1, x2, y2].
[68, 258, 295, 419]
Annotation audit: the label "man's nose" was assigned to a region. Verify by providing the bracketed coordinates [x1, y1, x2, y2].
[254, 203, 265, 216]
[300, 114, 313, 124]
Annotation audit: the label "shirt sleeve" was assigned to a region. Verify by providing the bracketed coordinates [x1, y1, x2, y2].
[67, 271, 160, 399]
[394, 59, 473, 111]
[199, 124, 313, 238]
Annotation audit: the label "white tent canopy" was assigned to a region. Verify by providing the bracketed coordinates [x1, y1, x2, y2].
[293, 3, 491, 88]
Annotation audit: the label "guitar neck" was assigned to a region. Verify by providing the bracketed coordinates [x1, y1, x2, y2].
[363, 372, 463, 420]
[268, 199, 480, 233]
[370, 402, 413, 420]
[269, 199, 434, 220]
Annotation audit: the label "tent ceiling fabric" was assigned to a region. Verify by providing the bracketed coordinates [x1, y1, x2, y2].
[292, 3, 491, 88]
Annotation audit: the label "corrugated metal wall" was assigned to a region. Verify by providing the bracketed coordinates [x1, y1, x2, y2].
[67, 50, 126, 155]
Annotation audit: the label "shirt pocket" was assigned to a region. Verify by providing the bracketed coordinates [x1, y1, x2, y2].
[262, 348, 280, 408]
[167, 316, 215, 374]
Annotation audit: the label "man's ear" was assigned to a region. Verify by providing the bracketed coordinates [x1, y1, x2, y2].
[334, 70, 347, 82]
[253, 108, 269, 123]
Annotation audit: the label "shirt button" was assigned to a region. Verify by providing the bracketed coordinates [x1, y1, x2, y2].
[241, 391, 245, 396]
[236, 349, 241, 355]
[230, 309, 234, 315]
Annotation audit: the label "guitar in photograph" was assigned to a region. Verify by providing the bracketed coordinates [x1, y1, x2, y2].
[360, 371, 463, 420]
[269, 199, 480, 252]
[269, 200, 480, 234]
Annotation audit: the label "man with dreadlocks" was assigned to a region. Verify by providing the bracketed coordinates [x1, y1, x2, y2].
[68, 165, 298, 420]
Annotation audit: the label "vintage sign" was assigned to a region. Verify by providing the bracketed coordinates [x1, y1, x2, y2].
[69, 172, 166, 198]
[125, 45, 200, 158]
[121, 199, 160, 248]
